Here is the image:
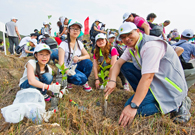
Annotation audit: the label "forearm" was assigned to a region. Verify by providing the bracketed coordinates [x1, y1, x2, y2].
[144, 27, 150, 35]
[131, 73, 154, 106]
[79, 54, 90, 60]
[93, 66, 99, 79]
[28, 77, 50, 89]
[16, 31, 20, 38]
[110, 62, 121, 81]
[25, 50, 33, 54]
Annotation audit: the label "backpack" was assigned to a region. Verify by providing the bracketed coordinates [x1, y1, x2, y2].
[15, 45, 24, 54]
[44, 38, 57, 49]
[138, 24, 163, 37]
[150, 25, 163, 37]
[174, 40, 194, 69]
[114, 45, 124, 57]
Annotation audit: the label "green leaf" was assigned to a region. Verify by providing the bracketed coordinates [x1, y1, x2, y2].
[99, 65, 104, 70]
[48, 15, 52, 19]
[55, 64, 62, 70]
[61, 63, 65, 70]
[62, 76, 67, 80]
[98, 73, 101, 78]
[49, 22, 52, 25]
[100, 70, 104, 81]
[104, 71, 109, 78]
[64, 68, 69, 72]
[61, 70, 65, 75]
[104, 65, 112, 71]
[103, 81, 107, 87]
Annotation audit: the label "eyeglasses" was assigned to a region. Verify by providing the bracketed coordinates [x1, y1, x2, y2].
[38, 54, 50, 57]
[70, 27, 81, 32]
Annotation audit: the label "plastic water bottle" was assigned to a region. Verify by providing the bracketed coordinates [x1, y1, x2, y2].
[49, 82, 59, 111]
[29, 108, 42, 124]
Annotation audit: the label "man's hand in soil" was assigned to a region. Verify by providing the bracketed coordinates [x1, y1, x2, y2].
[104, 81, 116, 97]
[119, 105, 137, 127]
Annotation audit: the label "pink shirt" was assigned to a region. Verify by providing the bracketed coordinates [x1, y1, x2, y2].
[121, 41, 166, 74]
[93, 48, 119, 59]
[134, 16, 151, 34]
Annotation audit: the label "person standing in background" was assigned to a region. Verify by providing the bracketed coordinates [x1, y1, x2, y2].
[6, 17, 21, 55]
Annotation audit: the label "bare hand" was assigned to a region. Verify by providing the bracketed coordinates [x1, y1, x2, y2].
[104, 81, 116, 97]
[73, 56, 80, 63]
[119, 105, 137, 127]
[19, 36, 21, 40]
[95, 80, 100, 89]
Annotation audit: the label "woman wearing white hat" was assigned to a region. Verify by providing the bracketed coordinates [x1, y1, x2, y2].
[123, 12, 151, 35]
[93, 33, 129, 91]
[19, 44, 61, 101]
[58, 19, 93, 92]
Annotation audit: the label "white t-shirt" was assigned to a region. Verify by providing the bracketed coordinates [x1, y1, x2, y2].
[121, 41, 166, 75]
[59, 40, 84, 67]
[19, 37, 31, 47]
[19, 43, 33, 58]
[19, 59, 52, 86]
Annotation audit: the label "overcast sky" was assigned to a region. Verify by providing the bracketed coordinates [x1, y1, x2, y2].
[0, 0, 194, 36]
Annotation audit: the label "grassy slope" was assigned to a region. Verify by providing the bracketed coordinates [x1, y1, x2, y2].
[0, 48, 195, 134]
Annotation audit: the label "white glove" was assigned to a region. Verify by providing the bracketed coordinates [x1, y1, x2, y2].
[67, 64, 77, 76]
[48, 83, 61, 93]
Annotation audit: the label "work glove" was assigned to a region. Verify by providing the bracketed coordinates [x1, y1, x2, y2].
[67, 64, 77, 76]
[48, 83, 61, 93]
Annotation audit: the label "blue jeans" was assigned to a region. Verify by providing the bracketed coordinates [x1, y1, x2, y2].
[121, 62, 159, 116]
[20, 73, 53, 95]
[68, 59, 93, 85]
[50, 48, 58, 62]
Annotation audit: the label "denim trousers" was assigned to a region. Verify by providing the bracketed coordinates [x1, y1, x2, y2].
[8, 36, 19, 54]
[68, 59, 93, 85]
[20, 73, 53, 95]
[121, 62, 160, 116]
[50, 48, 58, 62]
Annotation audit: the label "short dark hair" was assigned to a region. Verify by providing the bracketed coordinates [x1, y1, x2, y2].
[0, 39, 3, 44]
[164, 20, 170, 24]
[146, 13, 157, 21]
[181, 35, 191, 40]
[30, 33, 36, 37]
[83, 40, 87, 43]
[57, 21, 62, 26]
[34, 29, 38, 32]
[131, 13, 139, 18]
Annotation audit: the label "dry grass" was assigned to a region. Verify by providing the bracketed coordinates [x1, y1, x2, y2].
[0, 51, 195, 135]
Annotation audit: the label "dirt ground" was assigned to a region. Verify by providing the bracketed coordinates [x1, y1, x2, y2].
[0, 52, 195, 135]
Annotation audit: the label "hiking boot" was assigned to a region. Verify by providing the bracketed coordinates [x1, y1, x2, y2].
[67, 83, 73, 89]
[124, 83, 130, 91]
[83, 82, 92, 92]
[44, 94, 51, 102]
[173, 96, 191, 123]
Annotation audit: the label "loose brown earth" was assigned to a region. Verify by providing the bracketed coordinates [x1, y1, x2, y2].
[0, 52, 195, 135]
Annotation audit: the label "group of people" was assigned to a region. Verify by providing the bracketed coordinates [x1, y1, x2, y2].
[3, 11, 195, 127]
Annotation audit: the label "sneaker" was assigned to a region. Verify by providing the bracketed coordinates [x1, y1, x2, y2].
[67, 83, 73, 89]
[173, 96, 191, 123]
[124, 83, 130, 91]
[44, 94, 51, 102]
[83, 82, 92, 92]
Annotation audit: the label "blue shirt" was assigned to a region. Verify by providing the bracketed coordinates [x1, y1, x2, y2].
[172, 40, 195, 62]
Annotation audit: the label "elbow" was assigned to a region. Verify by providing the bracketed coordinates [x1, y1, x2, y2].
[28, 79, 33, 86]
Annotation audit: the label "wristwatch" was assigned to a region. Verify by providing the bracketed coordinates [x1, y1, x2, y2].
[130, 102, 139, 109]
